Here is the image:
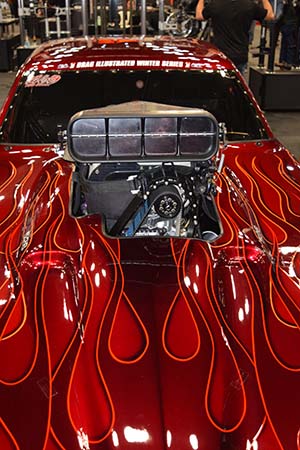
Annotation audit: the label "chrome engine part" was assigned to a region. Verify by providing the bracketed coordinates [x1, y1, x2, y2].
[67, 102, 223, 241]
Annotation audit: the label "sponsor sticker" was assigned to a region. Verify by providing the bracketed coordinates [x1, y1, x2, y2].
[25, 74, 61, 87]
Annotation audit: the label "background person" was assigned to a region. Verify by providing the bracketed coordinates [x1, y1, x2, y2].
[276, 0, 298, 69]
[196, 0, 275, 75]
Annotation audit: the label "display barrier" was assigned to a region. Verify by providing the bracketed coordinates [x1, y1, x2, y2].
[15, 0, 155, 46]
[15, 0, 200, 49]
[249, 0, 300, 111]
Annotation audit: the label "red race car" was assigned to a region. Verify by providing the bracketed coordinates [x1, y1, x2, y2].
[0, 36, 299, 450]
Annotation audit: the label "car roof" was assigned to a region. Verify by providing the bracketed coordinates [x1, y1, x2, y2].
[22, 36, 236, 73]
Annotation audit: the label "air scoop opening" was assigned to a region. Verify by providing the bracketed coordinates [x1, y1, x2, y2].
[66, 101, 223, 241]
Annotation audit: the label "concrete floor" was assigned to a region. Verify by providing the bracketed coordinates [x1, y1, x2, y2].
[1, 63, 300, 161]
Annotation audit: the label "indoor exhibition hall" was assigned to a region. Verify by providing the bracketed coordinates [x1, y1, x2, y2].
[0, 1, 300, 450]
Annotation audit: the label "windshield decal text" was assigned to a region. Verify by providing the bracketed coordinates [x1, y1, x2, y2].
[62, 59, 192, 70]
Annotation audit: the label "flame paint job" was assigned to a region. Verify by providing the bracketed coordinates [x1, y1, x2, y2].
[0, 37, 300, 450]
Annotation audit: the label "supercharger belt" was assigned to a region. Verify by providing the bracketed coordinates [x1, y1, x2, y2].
[110, 183, 183, 237]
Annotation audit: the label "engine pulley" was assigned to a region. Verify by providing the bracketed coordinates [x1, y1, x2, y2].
[153, 185, 182, 218]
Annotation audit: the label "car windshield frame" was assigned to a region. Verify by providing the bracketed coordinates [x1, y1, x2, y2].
[0, 69, 269, 145]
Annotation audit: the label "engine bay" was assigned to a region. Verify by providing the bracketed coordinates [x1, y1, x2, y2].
[67, 101, 223, 241]
[71, 160, 222, 240]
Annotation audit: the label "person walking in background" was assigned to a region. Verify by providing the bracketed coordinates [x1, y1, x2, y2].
[196, 0, 275, 76]
[276, 0, 298, 69]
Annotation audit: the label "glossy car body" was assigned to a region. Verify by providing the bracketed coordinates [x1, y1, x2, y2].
[0, 36, 300, 450]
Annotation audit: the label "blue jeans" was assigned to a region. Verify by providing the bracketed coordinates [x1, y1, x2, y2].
[279, 23, 297, 66]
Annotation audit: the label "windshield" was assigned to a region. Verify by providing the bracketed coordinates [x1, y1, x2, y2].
[0, 70, 268, 144]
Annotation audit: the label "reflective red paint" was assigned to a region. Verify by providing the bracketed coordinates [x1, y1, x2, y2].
[0, 140, 300, 449]
[0, 36, 300, 450]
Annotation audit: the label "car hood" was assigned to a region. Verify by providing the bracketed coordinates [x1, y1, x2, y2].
[0, 141, 300, 450]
